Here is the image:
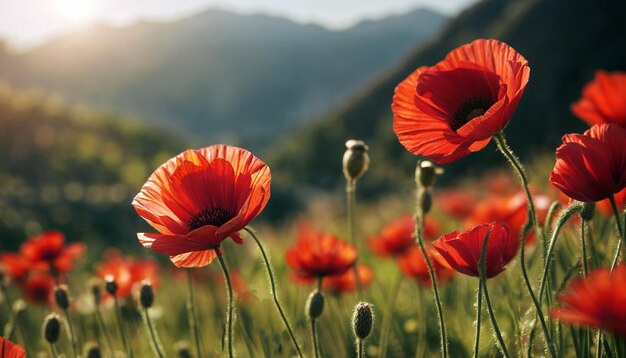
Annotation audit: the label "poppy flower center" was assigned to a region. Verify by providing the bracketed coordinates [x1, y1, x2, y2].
[451, 96, 494, 131]
[188, 207, 232, 230]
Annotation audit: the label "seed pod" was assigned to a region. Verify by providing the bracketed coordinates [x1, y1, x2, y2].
[83, 342, 102, 358]
[352, 302, 374, 340]
[104, 276, 118, 296]
[43, 313, 61, 344]
[419, 189, 433, 215]
[305, 290, 325, 320]
[140, 281, 154, 308]
[343, 139, 370, 183]
[416, 161, 443, 188]
[54, 285, 70, 310]
[174, 341, 193, 358]
[581, 202, 595, 221]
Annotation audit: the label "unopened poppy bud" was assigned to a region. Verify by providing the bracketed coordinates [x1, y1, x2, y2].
[419, 189, 433, 215]
[343, 139, 370, 183]
[83, 341, 102, 358]
[43, 313, 61, 344]
[54, 285, 70, 310]
[140, 281, 154, 308]
[174, 341, 192, 358]
[305, 290, 325, 320]
[104, 276, 118, 296]
[581, 202, 595, 221]
[352, 302, 374, 340]
[416, 161, 443, 188]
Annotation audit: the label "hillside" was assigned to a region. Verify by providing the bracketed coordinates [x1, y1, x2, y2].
[0, 8, 447, 151]
[270, 0, 626, 196]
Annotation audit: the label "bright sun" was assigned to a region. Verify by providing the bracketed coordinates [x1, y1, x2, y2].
[54, 0, 96, 23]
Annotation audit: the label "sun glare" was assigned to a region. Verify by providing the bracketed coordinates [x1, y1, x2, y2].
[54, 0, 96, 23]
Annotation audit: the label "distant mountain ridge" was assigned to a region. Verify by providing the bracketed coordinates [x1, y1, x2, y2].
[0, 7, 447, 150]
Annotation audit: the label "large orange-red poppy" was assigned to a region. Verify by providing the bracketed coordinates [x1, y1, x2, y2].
[571, 71, 626, 127]
[392, 39, 530, 164]
[368, 215, 440, 258]
[550, 124, 626, 203]
[432, 222, 517, 279]
[0, 337, 26, 358]
[285, 224, 357, 283]
[20, 231, 85, 274]
[552, 266, 626, 337]
[132, 145, 271, 268]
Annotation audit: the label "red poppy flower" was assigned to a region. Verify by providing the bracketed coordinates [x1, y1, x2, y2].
[0, 253, 31, 283]
[20, 231, 85, 274]
[398, 247, 455, 287]
[597, 187, 626, 217]
[323, 264, 373, 295]
[550, 124, 626, 203]
[0, 337, 26, 358]
[368, 215, 440, 257]
[432, 222, 517, 279]
[21, 273, 55, 305]
[436, 189, 477, 221]
[392, 39, 530, 164]
[551, 266, 626, 337]
[285, 224, 357, 283]
[132, 145, 271, 268]
[571, 71, 626, 127]
[97, 249, 160, 298]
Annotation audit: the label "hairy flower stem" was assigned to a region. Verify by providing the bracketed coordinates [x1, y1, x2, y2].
[357, 339, 364, 358]
[49, 342, 60, 358]
[186, 269, 203, 358]
[215, 249, 235, 358]
[473, 282, 483, 358]
[113, 296, 133, 358]
[581, 219, 589, 276]
[377, 273, 403, 358]
[142, 306, 165, 358]
[494, 132, 556, 358]
[610, 195, 625, 271]
[62, 308, 78, 358]
[310, 278, 323, 358]
[95, 307, 114, 356]
[244, 227, 304, 357]
[346, 182, 363, 296]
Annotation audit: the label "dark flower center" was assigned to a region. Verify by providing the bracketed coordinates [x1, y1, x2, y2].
[188, 207, 232, 230]
[451, 96, 494, 131]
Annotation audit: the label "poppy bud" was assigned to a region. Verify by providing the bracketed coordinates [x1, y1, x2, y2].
[352, 302, 374, 340]
[43, 313, 61, 344]
[343, 139, 370, 183]
[83, 342, 102, 358]
[140, 281, 154, 308]
[305, 290, 325, 320]
[419, 189, 433, 215]
[581, 202, 595, 221]
[104, 276, 117, 296]
[54, 285, 70, 310]
[174, 341, 192, 358]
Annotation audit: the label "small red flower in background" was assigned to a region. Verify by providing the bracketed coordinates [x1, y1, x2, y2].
[398, 247, 454, 287]
[21, 273, 55, 305]
[0, 336, 26, 358]
[392, 39, 530, 164]
[597, 187, 626, 217]
[97, 249, 160, 298]
[436, 189, 477, 221]
[571, 71, 626, 127]
[20, 231, 85, 274]
[323, 264, 373, 295]
[550, 124, 626, 203]
[0, 253, 31, 283]
[552, 266, 626, 337]
[285, 224, 357, 283]
[132, 145, 271, 268]
[433, 222, 517, 279]
[368, 215, 440, 257]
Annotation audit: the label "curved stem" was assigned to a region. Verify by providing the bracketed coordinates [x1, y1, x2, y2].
[113, 296, 133, 358]
[494, 132, 556, 358]
[186, 270, 203, 358]
[610, 195, 625, 271]
[63, 309, 78, 358]
[378, 273, 403, 358]
[244, 227, 304, 358]
[473, 282, 483, 358]
[142, 307, 165, 358]
[215, 249, 234, 358]
[346, 182, 363, 296]
[581, 219, 589, 276]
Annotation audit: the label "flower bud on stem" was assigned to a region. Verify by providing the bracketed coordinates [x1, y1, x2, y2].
[352, 302, 374, 358]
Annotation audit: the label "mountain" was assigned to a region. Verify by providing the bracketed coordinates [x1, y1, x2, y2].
[269, 0, 626, 198]
[0, 8, 447, 150]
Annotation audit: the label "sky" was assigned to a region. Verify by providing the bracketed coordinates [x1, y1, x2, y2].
[0, 0, 477, 50]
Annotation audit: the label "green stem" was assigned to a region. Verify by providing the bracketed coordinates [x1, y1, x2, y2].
[378, 273, 403, 358]
[63, 309, 78, 358]
[215, 249, 234, 358]
[494, 132, 556, 358]
[311, 319, 320, 358]
[50, 343, 59, 358]
[142, 306, 165, 358]
[581, 219, 589, 277]
[595, 331, 602, 358]
[186, 270, 203, 358]
[346, 182, 363, 296]
[244, 227, 304, 358]
[609, 195, 625, 271]
[113, 296, 133, 358]
[357, 339, 364, 358]
[95, 308, 115, 357]
[473, 282, 483, 358]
